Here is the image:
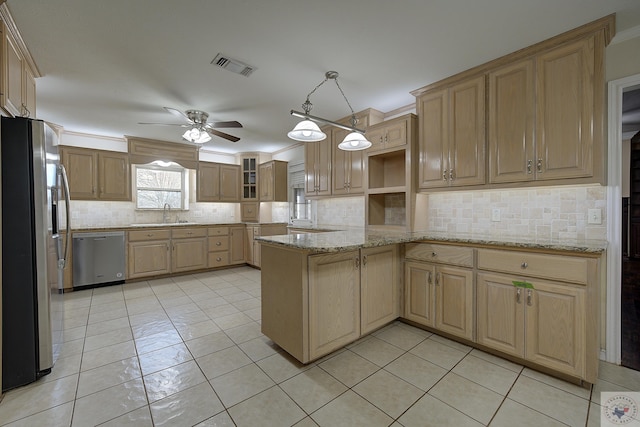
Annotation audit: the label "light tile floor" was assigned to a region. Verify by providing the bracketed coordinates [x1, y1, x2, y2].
[1, 266, 639, 426]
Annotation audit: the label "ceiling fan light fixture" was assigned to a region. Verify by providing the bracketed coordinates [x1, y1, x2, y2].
[287, 120, 326, 142]
[338, 132, 372, 151]
[182, 127, 211, 144]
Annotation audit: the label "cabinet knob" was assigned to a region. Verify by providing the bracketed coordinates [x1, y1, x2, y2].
[521, 261, 528, 269]
[216, 241, 222, 246]
[216, 257, 222, 262]
[431, 252, 437, 258]
[187, 232, 193, 235]
[147, 233, 153, 237]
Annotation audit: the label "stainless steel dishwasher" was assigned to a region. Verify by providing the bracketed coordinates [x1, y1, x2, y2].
[73, 231, 125, 289]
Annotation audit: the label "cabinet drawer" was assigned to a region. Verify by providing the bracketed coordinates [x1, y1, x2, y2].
[208, 227, 229, 236]
[208, 252, 230, 268]
[405, 243, 474, 267]
[172, 228, 207, 239]
[477, 249, 588, 284]
[128, 229, 171, 242]
[208, 236, 229, 251]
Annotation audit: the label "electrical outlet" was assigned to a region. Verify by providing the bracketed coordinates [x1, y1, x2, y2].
[491, 208, 501, 222]
[588, 208, 602, 225]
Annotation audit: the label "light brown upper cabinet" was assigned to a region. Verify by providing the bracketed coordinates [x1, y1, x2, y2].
[2, 22, 37, 118]
[259, 160, 288, 202]
[332, 127, 367, 195]
[415, 15, 611, 191]
[61, 146, 131, 201]
[417, 75, 486, 189]
[534, 36, 596, 181]
[197, 162, 240, 202]
[367, 116, 410, 154]
[305, 131, 332, 197]
[489, 35, 600, 183]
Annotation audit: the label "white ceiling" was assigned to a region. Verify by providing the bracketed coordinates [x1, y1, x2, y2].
[6, 0, 640, 154]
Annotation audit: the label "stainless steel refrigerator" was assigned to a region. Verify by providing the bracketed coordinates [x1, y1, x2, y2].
[1, 117, 70, 391]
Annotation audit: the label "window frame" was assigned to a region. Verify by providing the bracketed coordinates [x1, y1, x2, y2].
[134, 163, 188, 210]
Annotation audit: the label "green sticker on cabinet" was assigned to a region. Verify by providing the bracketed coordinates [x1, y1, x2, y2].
[512, 280, 534, 289]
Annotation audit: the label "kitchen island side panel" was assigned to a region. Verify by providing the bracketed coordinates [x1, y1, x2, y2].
[261, 244, 309, 362]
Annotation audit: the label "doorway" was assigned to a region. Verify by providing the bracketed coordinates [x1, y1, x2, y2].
[607, 74, 640, 370]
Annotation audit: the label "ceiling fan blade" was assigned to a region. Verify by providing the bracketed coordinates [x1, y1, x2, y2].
[138, 122, 191, 127]
[209, 121, 243, 128]
[207, 128, 240, 142]
[163, 107, 192, 123]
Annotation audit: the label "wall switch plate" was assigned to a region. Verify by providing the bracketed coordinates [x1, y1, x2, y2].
[492, 208, 501, 222]
[588, 208, 602, 225]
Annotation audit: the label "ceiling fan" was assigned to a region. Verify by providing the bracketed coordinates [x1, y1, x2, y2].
[139, 107, 242, 143]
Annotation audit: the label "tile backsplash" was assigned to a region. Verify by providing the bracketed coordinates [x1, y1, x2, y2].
[424, 184, 607, 241]
[316, 196, 366, 227]
[69, 184, 607, 241]
[69, 201, 239, 228]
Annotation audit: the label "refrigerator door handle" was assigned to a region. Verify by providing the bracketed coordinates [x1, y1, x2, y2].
[58, 164, 71, 269]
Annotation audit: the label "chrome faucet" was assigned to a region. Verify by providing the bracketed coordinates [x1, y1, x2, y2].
[162, 203, 171, 223]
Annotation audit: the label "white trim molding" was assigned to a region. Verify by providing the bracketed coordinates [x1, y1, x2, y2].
[611, 24, 640, 45]
[606, 73, 640, 364]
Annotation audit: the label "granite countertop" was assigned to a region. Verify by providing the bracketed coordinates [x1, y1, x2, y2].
[72, 222, 287, 231]
[256, 228, 608, 254]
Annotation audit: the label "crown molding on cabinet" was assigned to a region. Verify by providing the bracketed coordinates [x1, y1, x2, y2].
[0, 3, 41, 77]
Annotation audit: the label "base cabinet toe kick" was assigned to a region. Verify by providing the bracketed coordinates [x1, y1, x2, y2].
[259, 239, 604, 384]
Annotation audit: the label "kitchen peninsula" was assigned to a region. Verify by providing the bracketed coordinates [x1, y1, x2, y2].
[258, 229, 606, 384]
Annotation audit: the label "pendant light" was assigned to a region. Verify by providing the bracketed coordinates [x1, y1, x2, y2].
[288, 71, 371, 150]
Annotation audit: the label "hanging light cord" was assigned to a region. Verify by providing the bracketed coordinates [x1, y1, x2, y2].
[301, 72, 358, 127]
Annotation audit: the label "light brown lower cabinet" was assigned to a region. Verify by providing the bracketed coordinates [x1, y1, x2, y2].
[128, 241, 171, 278]
[172, 237, 207, 272]
[404, 243, 475, 341]
[477, 272, 586, 379]
[404, 261, 474, 341]
[261, 243, 400, 363]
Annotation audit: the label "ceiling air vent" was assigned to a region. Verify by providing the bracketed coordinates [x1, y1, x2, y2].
[211, 54, 256, 77]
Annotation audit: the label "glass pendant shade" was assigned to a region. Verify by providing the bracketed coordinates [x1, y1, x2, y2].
[338, 132, 372, 151]
[287, 120, 327, 142]
[183, 127, 211, 144]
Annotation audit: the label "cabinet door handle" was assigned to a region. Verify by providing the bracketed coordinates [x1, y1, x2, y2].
[521, 261, 528, 269]
[435, 272, 441, 286]
[516, 288, 522, 304]
[527, 289, 533, 306]
[527, 160, 532, 174]
[449, 169, 455, 180]
[537, 158, 542, 173]
[355, 257, 360, 269]
[147, 233, 154, 237]
[362, 255, 367, 266]
[443, 169, 448, 181]
[428, 271, 432, 285]
[384, 134, 388, 143]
